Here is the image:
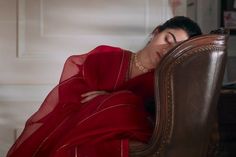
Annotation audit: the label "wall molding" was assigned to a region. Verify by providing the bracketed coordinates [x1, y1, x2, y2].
[16, 0, 171, 59]
[16, 0, 26, 58]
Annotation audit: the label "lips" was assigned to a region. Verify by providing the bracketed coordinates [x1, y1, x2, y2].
[155, 51, 163, 59]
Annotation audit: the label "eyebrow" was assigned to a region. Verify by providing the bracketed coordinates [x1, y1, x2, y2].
[168, 32, 177, 43]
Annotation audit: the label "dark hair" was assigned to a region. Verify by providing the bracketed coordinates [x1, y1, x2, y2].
[152, 16, 202, 38]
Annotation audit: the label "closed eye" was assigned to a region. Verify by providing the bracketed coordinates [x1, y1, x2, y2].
[165, 36, 172, 45]
[168, 32, 177, 43]
[165, 34, 175, 45]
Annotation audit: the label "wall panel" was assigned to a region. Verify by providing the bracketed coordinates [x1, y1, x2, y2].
[0, 0, 172, 156]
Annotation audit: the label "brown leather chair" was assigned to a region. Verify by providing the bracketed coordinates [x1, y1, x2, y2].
[130, 29, 229, 157]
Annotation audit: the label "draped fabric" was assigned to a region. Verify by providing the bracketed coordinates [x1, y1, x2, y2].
[7, 45, 154, 157]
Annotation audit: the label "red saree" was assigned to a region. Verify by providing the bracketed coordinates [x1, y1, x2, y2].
[7, 45, 154, 157]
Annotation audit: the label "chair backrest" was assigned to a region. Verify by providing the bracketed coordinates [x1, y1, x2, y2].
[130, 30, 229, 157]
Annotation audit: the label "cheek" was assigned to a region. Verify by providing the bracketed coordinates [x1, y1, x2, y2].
[149, 46, 170, 67]
[150, 35, 166, 46]
[152, 38, 165, 46]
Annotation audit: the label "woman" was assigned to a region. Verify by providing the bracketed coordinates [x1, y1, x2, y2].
[7, 16, 202, 157]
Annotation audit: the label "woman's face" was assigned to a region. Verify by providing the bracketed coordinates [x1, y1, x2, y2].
[145, 28, 189, 68]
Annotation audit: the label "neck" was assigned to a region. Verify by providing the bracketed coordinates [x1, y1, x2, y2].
[136, 49, 154, 69]
[129, 50, 152, 79]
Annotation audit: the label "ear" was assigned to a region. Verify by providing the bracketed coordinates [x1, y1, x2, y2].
[146, 34, 154, 46]
[151, 26, 160, 36]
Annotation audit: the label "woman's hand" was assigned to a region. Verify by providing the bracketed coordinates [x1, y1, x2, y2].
[81, 91, 108, 103]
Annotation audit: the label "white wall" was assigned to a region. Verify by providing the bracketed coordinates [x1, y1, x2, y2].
[195, 0, 236, 57]
[0, 0, 172, 156]
[196, 0, 220, 33]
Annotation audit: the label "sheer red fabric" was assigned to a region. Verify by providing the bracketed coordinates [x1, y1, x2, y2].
[7, 45, 154, 157]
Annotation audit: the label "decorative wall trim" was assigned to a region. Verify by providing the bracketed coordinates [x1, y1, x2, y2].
[16, 0, 26, 58]
[16, 0, 172, 59]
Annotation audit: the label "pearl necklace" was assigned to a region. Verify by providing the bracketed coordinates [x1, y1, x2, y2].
[134, 53, 151, 73]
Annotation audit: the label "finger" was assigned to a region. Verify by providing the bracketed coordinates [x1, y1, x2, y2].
[81, 94, 101, 103]
[81, 91, 99, 97]
[81, 91, 106, 97]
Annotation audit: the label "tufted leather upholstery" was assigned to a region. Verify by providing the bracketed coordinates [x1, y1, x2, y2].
[130, 29, 229, 157]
